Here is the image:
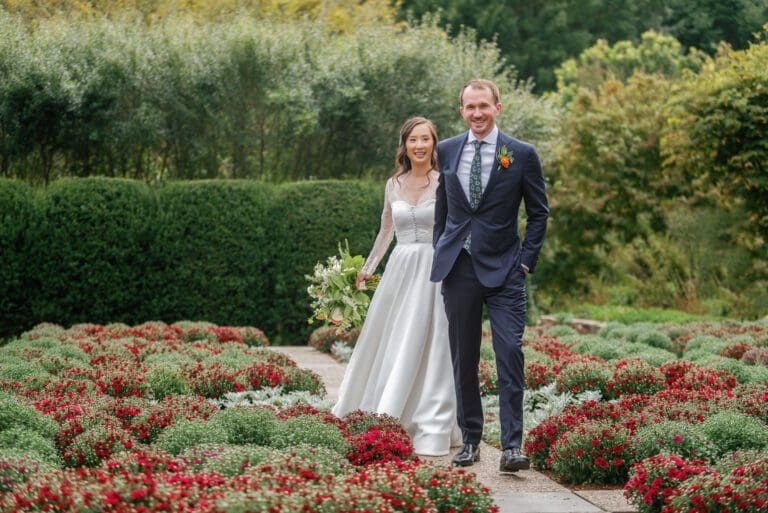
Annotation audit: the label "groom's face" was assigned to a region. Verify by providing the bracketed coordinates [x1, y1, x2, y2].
[460, 86, 502, 140]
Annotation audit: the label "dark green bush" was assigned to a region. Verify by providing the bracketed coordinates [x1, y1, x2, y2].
[26, 178, 156, 327]
[0, 179, 34, 336]
[145, 180, 273, 330]
[268, 180, 382, 342]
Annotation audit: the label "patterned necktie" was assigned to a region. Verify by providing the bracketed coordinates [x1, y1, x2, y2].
[464, 140, 483, 252]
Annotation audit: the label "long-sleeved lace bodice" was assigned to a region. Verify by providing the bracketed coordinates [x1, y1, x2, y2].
[361, 171, 439, 276]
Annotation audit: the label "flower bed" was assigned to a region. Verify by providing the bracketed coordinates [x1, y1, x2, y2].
[514, 320, 768, 512]
[0, 322, 497, 512]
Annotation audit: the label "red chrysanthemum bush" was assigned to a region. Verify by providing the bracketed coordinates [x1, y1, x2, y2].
[525, 358, 560, 389]
[555, 359, 611, 395]
[662, 456, 768, 513]
[606, 358, 664, 399]
[742, 347, 768, 366]
[342, 410, 415, 466]
[550, 419, 634, 484]
[624, 454, 711, 513]
[478, 359, 499, 395]
[720, 341, 756, 360]
[524, 400, 629, 470]
[307, 325, 360, 353]
[130, 394, 218, 443]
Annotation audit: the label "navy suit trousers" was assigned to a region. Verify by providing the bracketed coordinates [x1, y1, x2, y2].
[441, 249, 527, 450]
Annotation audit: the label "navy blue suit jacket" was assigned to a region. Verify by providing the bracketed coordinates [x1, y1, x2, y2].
[430, 129, 549, 288]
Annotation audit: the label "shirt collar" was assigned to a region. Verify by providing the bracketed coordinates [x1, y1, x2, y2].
[467, 126, 498, 146]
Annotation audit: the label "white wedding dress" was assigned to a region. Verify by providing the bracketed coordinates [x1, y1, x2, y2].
[332, 172, 460, 456]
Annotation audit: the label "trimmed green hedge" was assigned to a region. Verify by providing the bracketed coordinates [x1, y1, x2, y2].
[0, 178, 383, 343]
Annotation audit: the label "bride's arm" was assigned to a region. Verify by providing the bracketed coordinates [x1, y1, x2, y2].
[357, 178, 395, 288]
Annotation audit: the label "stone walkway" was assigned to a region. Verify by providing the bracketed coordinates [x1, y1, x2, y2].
[272, 346, 637, 513]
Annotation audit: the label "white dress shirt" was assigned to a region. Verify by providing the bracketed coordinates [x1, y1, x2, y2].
[457, 125, 498, 203]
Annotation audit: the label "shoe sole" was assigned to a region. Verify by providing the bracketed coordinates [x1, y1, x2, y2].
[499, 461, 530, 472]
[452, 455, 480, 467]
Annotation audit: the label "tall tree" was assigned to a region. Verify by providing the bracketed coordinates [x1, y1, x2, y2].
[398, 0, 767, 91]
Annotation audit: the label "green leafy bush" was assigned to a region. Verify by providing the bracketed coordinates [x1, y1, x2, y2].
[631, 420, 716, 462]
[701, 410, 768, 457]
[0, 428, 61, 465]
[145, 365, 190, 399]
[180, 444, 278, 476]
[0, 449, 60, 493]
[155, 419, 229, 456]
[209, 407, 276, 446]
[0, 393, 58, 438]
[269, 415, 349, 455]
[572, 335, 629, 361]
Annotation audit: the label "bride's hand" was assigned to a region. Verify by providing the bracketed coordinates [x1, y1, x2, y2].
[356, 273, 372, 290]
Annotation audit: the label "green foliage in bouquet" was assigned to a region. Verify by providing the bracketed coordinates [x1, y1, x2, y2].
[306, 240, 380, 333]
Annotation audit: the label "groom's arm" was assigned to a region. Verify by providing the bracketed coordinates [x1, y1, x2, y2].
[520, 146, 549, 273]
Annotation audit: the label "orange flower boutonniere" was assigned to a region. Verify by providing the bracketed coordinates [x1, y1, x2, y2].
[496, 145, 514, 169]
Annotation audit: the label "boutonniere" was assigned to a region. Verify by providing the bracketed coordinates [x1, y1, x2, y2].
[496, 145, 514, 169]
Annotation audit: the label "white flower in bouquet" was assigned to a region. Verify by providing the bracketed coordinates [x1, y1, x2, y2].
[305, 240, 380, 333]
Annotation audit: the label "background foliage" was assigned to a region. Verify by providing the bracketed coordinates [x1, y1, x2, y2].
[0, 2, 766, 334]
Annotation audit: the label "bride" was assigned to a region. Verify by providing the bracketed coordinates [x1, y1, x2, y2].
[332, 117, 459, 456]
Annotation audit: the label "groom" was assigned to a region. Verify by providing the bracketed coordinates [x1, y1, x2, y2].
[431, 79, 549, 472]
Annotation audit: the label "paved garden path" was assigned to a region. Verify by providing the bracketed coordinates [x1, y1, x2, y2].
[272, 346, 637, 513]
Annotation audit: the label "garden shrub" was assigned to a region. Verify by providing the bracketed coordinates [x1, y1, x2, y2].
[308, 326, 360, 353]
[180, 443, 278, 476]
[599, 322, 630, 340]
[145, 365, 190, 399]
[631, 420, 716, 463]
[683, 335, 728, 357]
[0, 393, 58, 438]
[546, 325, 578, 337]
[666, 456, 768, 513]
[0, 449, 60, 493]
[155, 419, 229, 456]
[624, 454, 711, 513]
[26, 178, 157, 329]
[208, 406, 276, 446]
[550, 419, 634, 484]
[624, 344, 678, 367]
[269, 414, 350, 455]
[555, 360, 611, 395]
[0, 428, 61, 466]
[701, 410, 768, 457]
[742, 347, 768, 366]
[282, 366, 326, 396]
[633, 330, 674, 353]
[63, 421, 138, 467]
[572, 335, 628, 361]
[0, 179, 34, 338]
[714, 449, 768, 474]
[606, 358, 664, 398]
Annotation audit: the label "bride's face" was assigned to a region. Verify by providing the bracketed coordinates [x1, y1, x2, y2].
[405, 123, 434, 169]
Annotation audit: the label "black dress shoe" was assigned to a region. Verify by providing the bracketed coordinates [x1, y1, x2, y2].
[499, 447, 530, 472]
[452, 443, 480, 466]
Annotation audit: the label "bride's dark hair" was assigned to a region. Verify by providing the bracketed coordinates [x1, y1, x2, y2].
[394, 117, 438, 184]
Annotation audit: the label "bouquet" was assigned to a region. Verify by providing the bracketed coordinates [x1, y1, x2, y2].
[306, 240, 380, 333]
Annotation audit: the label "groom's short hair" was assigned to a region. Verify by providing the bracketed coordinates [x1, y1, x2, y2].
[459, 79, 500, 106]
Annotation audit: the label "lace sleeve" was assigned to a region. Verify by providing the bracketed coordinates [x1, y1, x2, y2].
[361, 178, 395, 275]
